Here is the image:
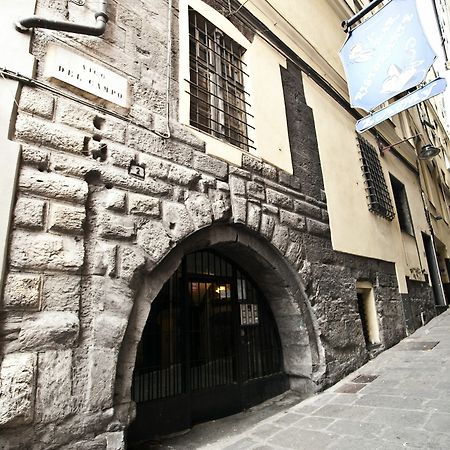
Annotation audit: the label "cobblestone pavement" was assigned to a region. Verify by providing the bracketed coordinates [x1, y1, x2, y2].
[157, 310, 450, 449]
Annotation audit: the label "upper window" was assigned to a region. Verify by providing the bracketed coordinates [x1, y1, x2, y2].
[357, 137, 395, 220]
[188, 8, 254, 151]
[389, 174, 414, 236]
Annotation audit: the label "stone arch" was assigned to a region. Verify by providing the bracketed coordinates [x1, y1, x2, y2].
[113, 223, 325, 428]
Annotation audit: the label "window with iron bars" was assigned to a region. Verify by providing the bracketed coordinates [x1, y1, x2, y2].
[357, 136, 395, 220]
[188, 8, 255, 151]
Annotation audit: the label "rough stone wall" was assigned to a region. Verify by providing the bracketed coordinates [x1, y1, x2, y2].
[401, 279, 436, 334]
[0, 0, 411, 447]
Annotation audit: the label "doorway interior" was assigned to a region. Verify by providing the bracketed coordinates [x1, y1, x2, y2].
[128, 249, 288, 442]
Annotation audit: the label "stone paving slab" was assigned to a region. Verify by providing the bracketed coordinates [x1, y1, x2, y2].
[158, 311, 450, 449]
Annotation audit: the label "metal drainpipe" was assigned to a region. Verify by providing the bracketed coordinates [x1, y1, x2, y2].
[15, 0, 108, 37]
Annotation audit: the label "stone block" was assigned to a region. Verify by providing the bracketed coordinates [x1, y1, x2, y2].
[128, 193, 160, 217]
[108, 143, 136, 169]
[229, 166, 251, 179]
[100, 165, 171, 196]
[271, 224, 290, 254]
[15, 114, 84, 154]
[14, 196, 46, 230]
[92, 242, 117, 276]
[185, 192, 213, 229]
[192, 152, 228, 179]
[137, 220, 172, 263]
[48, 203, 85, 234]
[242, 153, 263, 173]
[246, 201, 261, 231]
[99, 213, 135, 240]
[246, 181, 265, 200]
[294, 199, 322, 220]
[10, 230, 84, 272]
[167, 120, 205, 151]
[210, 188, 231, 221]
[262, 163, 278, 181]
[35, 350, 74, 423]
[0, 353, 36, 427]
[229, 175, 246, 196]
[280, 210, 306, 231]
[266, 188, 294, 210]
[260, 214, 276, 240]
[162, 201, 194, 240]
[56, 98, 127, 142]
[127, 124, 163, 153]
[21, 144, 49, 168]
[116, 4, 142, 30]
[87, 347, 117, 411]
[103, 189, 127, 211]
[106, 431, 126, 450]
[231, 196, 247, 224]
[3, 273, 41, 310]
[139, 153, 171, 179]
[20, 87, 54, 119]
[92, 312, 128, 349]
[17, 311, 79, 351]
[19, 167, 88, 204]
[119, 245, 147, 282]
[278, 171, 302, 191]
[306, 218, 330, 237]
[42, 275, 81, 312]
[262, 203, 278, 215]
[167, 164, 200, 187]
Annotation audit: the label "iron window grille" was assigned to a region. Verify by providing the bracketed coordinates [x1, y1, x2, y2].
[357, 137, 395, 220]
[389, 174, 415, 235]
[188, 8, 255, 151]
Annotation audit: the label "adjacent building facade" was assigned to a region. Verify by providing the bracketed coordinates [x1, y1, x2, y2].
[0, 0, 448, 447]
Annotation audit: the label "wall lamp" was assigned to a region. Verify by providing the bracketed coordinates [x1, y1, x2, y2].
[379, 133, 422, 157]
[418, 144, 440, 160]
[379, 133, 440, 160]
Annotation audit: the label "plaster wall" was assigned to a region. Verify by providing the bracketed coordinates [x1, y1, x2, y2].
[302, 74, 434, 294]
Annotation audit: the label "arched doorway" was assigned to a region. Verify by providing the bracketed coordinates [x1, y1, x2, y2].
[128, 249, 288, 442]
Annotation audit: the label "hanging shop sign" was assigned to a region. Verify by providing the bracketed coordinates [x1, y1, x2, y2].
[340, 0, 437, 112]
[356, 77, 447, 133]
[44, 44, 129, 108]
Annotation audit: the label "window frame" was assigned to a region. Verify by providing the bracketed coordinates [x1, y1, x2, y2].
[179, 0, 257, 165]
[389, 174, 415, 236]
[188, 9, 254, 151]
[357, 136, 395, 220]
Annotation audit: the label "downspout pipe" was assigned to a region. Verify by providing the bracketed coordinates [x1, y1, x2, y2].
[15, 1, 108, 37]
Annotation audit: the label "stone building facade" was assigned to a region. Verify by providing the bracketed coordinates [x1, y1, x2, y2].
[0, 0, 445, 448]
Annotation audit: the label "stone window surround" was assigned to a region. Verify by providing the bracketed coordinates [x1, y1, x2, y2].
[178, 0, 293, 174]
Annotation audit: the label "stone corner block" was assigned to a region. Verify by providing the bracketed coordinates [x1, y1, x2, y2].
[14, 197, 46, 230]
[3, 273, 41, 310]
[0, 352, 36, 428]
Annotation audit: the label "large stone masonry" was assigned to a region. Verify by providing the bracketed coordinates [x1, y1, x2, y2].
[0, 0, 412, 447]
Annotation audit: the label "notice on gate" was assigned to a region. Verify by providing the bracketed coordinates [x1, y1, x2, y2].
[240, 304, 259, 326]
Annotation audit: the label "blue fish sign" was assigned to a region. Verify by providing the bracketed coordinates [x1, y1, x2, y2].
[356, 77, 447, 133]
[340, 0, 437, 112]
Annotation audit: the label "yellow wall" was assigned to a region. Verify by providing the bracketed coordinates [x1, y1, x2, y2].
[303, 74, 430, 293]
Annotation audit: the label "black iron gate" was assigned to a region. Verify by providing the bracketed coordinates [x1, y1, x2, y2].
[128, 250, 288, 442]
